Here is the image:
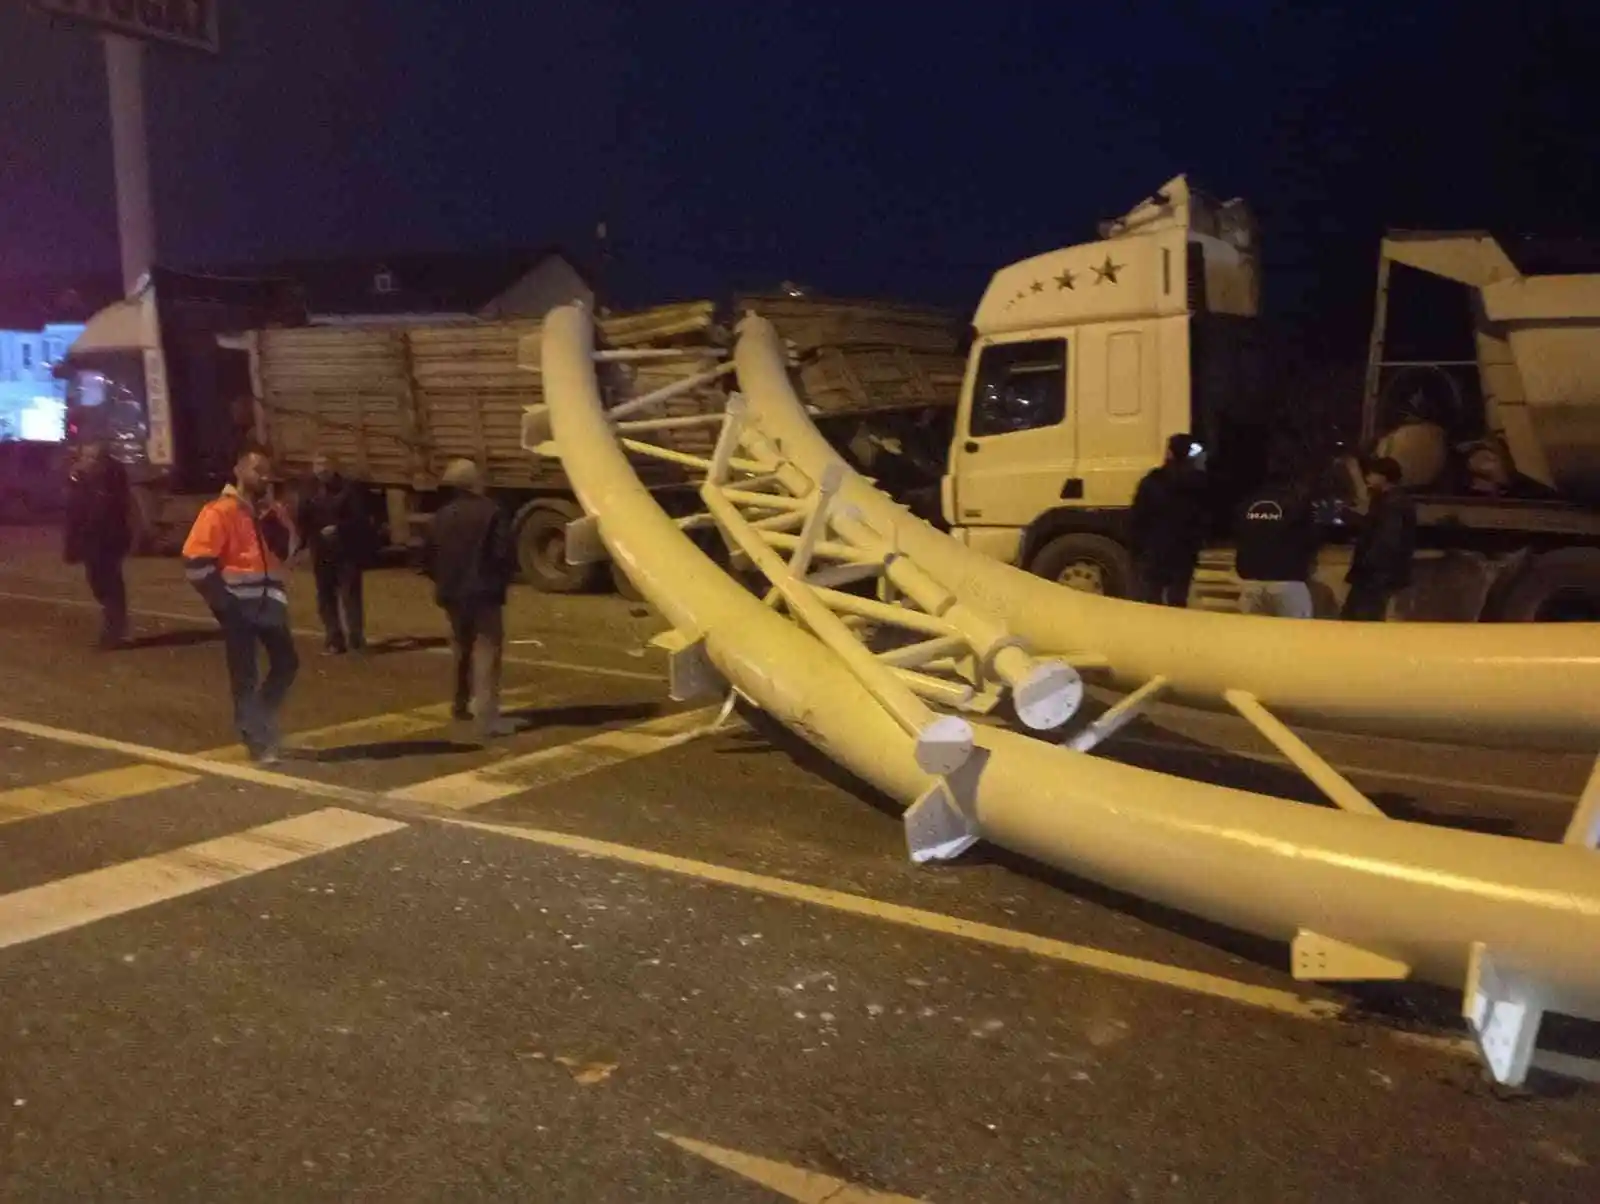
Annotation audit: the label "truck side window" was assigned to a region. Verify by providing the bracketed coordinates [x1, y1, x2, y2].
[969, 338, 1067, 438]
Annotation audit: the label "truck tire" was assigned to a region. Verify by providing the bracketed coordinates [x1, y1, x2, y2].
[514, 501, 604, 594]
[1494, 547, 1600, 622]
[1029, 532, 1136, 598]
[609, 559, 645, 601]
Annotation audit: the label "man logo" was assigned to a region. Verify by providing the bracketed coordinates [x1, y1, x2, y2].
[1245, 500, 1284, 522]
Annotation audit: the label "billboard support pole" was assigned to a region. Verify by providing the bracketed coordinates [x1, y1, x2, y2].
[104, 32, 155, 297]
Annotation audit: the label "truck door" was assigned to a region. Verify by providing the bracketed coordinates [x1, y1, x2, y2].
[946, 335, 1075, 530]
[1074, 325, 1161, 506]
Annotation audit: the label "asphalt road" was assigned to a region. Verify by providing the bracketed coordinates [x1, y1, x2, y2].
[0, 526, 1597, 1202]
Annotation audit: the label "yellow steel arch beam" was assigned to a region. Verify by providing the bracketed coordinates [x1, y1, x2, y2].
[732, 313, 1600, 751]
[541, 303, 1600, 1088]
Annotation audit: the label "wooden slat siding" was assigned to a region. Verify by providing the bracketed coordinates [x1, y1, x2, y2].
[261, 297, 968, 493]
[262, 303, 725, 494]
[258, 327, 412, 481]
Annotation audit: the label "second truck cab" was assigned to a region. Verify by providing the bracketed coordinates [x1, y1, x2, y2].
[942, 175, 1267, 596]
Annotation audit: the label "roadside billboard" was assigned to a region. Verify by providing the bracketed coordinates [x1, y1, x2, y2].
[33, 0, 219, 54]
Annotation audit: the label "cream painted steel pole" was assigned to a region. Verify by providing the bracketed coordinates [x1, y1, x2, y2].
[542, 304, 1600, 1088]
[733, 314, 1600, 750]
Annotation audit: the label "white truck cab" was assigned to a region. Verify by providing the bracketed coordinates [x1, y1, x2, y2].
[942, 175, 1264, 596]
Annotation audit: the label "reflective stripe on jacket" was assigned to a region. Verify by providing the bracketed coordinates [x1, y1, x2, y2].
[182, 486, 297, 624]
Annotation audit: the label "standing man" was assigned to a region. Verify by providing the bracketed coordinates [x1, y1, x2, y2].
[1341, 457, 1416, 622]
[63, 440, 132, 649]
[424, 459, 516, 741]
[1233, 452, 1322, 619]
[182, 445, 300, 762]
[297, 452, 372, 655]
[1129, 432, 1210, 607]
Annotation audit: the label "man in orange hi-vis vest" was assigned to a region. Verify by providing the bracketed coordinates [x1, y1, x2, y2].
[182, 444, 300, 762]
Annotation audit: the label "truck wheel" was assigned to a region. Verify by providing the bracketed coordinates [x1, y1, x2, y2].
[1494, 548, 1600, 622]
[514, 502, 604, 594]
[609, 560, 645, 601]
[1029, 533, 1135, 598]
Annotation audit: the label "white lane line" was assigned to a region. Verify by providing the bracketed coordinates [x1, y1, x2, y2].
[0, 587, 665, 682]
[446, 814, 1339, 1019]
[0, 808, 405, 951]
[389, 705, 725, 809]
[1117, 734, 1577, 807]
[0, 765, 200, 824]
[0, 715, 373, 806]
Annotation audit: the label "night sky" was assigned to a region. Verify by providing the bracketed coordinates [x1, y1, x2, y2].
[2, 0, 1596, 351]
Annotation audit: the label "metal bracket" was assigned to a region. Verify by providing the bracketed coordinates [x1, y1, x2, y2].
[563, 515, 608, 567]
[1291, 930, 1410, 982]
[1067, 676, 1168, 752]
[1463, 941, 1545, 1087]
[1562, 753, 1600, 848]
[904, 775, 980, 864]
[521, 403, 554, 451]
[648, 630, 726, 703]
[1225, 690, 1385, 818]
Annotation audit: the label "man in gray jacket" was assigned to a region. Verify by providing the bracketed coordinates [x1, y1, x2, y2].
[423, 459, 517, 741]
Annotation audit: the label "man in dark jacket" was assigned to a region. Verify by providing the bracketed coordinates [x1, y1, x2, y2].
[424, 459, 516, 741]
[63, 440, 133, 649]
[1129, 432, 1210, 607]
[296, 452, 372, 654]
[1342, 457, 1416, 621]
[1234, 460, 1323, 619]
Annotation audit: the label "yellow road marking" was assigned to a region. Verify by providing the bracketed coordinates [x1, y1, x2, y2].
[200, 684, 550, 763]
[387, 705, 723, 809]
[0, 715, 373, 806]
[661, 1133, 928, 1203]
[3, 711, 1596, 1085]
[447, 814, 1338, 1020]
[0, 765, 199, 824]
[0, 808, 406, 951]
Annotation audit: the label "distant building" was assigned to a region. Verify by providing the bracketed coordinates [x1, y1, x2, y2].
[0, 276, 121, 442]
[238, 248, 594, 325]
[0, 323, 85, 441]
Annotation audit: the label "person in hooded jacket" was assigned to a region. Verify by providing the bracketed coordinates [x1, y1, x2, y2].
[1129, 432, 1210, 607]
[1341, 456, 1416, 621]
[63, 440, 133, 649]
[296, 452, 373, 654]
[423, 459, 517, 741]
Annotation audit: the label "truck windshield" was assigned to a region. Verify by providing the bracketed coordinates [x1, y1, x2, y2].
[63, 353, 150, 467]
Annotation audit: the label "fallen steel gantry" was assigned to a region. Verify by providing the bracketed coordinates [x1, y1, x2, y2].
[732, 315, 1600, 752]
[531, 303, 1600, 1088]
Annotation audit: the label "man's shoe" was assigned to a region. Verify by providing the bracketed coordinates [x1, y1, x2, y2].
[451, 702, 472, 722]
[475, 718, 518, 741]
[322, 643, 347, 656]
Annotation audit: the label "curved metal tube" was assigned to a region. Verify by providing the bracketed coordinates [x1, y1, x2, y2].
[543, 304, 1600, 1086]
[734, 314, 1600, 750]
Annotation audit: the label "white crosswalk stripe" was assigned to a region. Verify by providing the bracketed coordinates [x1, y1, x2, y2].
[0, 808, 406, 951]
